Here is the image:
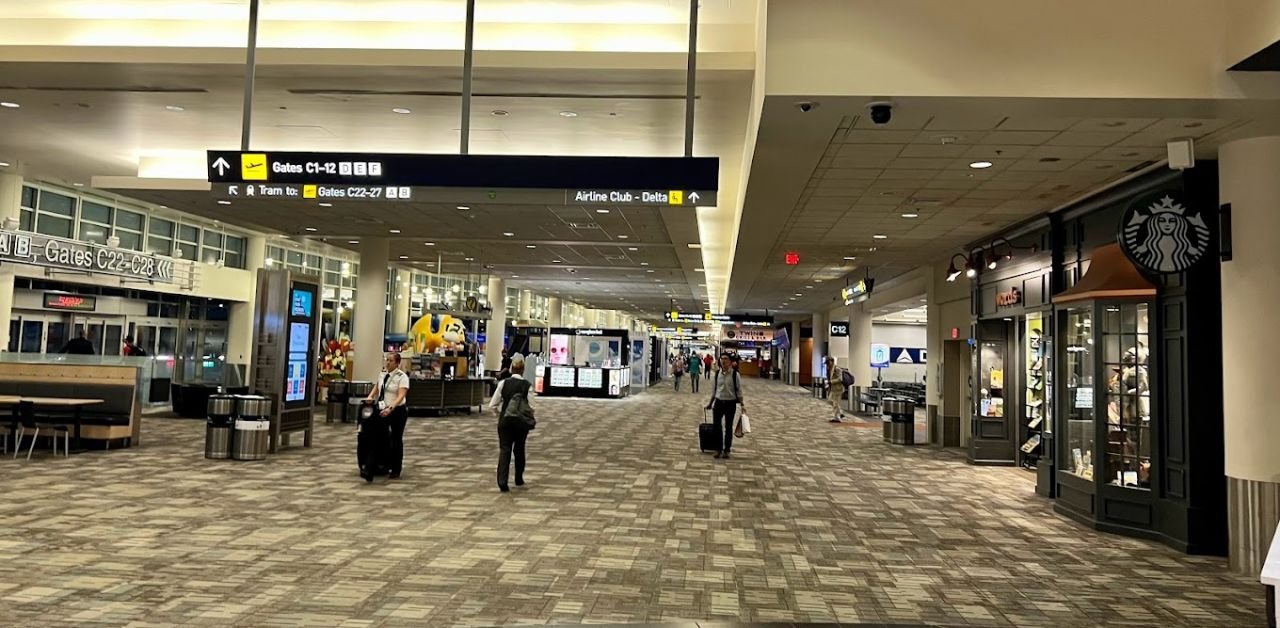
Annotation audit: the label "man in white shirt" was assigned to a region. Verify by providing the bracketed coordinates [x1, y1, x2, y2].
[489, 353, 534, 492]
[365, 352, 410, 481]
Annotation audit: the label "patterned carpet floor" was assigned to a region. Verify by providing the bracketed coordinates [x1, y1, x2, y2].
[0, 378, 1265, 627]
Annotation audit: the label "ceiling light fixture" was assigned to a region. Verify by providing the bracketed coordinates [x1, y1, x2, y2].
[424, 241, 435, 246]
[165, 105, 185, 112]
[392, 107, 412, 114]
[873, 234, 888, 240]
[901, 212, 919, 219]
[596, 209, 610, 214]
[0, 102, 18, 109]
[319, 202, 333, 207]
[456, 205, 470, 211]
[389, 229, 401, 234]
[491, 110, 509, 117]
[348, 240, 359, 244]
[464, 257, 475, 261]
[552, 260, 562, 264]
[399, 255, 408, 260]
[503, 232, 514, 237]
[526, 244, 537, 249]
[559, 111, 578, 118]
[843, 256, 857, 261]
[969, 161, 994, 169]
[687, 243, 701, 249]
[217, 200, 231, 205]
[304, 227, 317, 232]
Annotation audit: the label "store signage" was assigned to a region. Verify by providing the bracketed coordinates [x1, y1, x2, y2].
[893, 347, 927, 364]
[841, 278, 876, 305]
[207, 150, 718, 198]
[575, 328, 605, 336]
[996, 287, 1022, 307]
[43, 292, 97, 312]
[870, 343, 891, 368]
[829, 322, 849, 337]
[1118, 190, 1211, 274]
[0, 229, 176, 283]
[724, 328, 773, 343]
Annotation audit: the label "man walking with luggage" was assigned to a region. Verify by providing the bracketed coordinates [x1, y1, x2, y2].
[705, 354, 744, 459]
[825, 356, 847, 423]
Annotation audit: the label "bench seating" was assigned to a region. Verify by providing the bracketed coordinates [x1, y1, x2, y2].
[0, 363, 140, 447]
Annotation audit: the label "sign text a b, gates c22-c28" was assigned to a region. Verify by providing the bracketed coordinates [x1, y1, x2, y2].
[0, 229, 177, 283]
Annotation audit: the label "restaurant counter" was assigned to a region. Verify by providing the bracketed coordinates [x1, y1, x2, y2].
[538, 365, 632, 398]
[405, 377, 492, 414]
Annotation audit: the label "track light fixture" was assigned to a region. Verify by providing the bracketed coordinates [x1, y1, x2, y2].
[946, 253, 973, 282]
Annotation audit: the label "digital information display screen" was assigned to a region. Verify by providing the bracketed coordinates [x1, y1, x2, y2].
[286, 321, 311, 402]
[578, 368, 603, 389]
[549, 367, 576, 388]
[291, 288, 314, 317]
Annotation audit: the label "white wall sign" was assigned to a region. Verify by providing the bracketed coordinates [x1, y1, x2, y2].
[0, 228, 178, 283]
[870, 343, 891, 368]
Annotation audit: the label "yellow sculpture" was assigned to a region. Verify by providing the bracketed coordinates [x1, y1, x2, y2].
[410, 313, 468, 354]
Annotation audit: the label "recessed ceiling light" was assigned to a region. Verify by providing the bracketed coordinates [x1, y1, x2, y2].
[73, 182, 84, 187]
[695, 268, 705, 272]
[688, 243, 701, 249]
[464, 257, 475, 261]
[304, 227, 317, 232]
[794, 293, 803, 297]
[646, 269, 655, 273]
[456, 205, 470, 211]
[318, 202, 333, 207]
[502, 232, 514, 237]
[526, 244, 537, 249]
[0, 162, 9, 167]
[595, 208, 611, 214]
[399, 255, 408, 259]
[641, 262, 649, 266]
[901, 212, 919, 218]
[389, 229, 401, 234]
[0, 102, 19, 109]
[1102, 121, 1126, 128]
[512, 274, 520, 278]
[873, 234, 888, 239]
[392, 107, 412, 114]
[491, 110, 509, 117]
[969, 161, 993, 169]
[805, 285, 813, 289]
[843, 256, 857, 261]
[617, 235, 629, 239]
[552, 259, 562, 264]
[165, 105, 185, 112]
[348, 240, 359, 244]
[559, 111, 578, 117]
[217, 200, 231, 205]
[424, 242, 435, 246]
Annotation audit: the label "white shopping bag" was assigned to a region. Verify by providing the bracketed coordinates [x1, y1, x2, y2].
[734, 412, 752, 437]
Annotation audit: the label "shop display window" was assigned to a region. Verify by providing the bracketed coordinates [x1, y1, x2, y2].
[978, 341, 1005, 419]
[1021, 313, 1050, 465]
[1102, 303, 1152, 489]
[1063, 308, 1094, 480]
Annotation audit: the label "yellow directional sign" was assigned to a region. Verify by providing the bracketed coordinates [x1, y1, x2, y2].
[303, 185, 318, 199]
[241, 153, 268, 180]
[668, 190, 683, 205]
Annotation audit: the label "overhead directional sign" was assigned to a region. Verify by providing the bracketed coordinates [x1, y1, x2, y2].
[205, 151, 719, 205]
[0, 228, 178, 283]
[211, 183, 716, 207]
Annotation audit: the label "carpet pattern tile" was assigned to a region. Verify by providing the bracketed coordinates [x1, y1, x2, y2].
[0, 378, 1264, 627]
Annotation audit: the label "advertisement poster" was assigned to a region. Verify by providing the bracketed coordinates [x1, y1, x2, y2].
[609, 369, 621, 395]
[291, 288, 314, 317]
[549, 366, 576, 387]
[286, 321, 311, 402]
[577, 337, 618, 366]
[549, 335, 571, 365]
[578, 368, 603, 389]
[870, 343, 891, 368]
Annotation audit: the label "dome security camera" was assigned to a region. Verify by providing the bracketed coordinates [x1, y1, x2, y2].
[794, 101, 819, 113]
[867, 101, 894, 125]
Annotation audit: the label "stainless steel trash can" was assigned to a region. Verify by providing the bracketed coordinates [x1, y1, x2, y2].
[326, 400, 346, 423]
[882, 398, 916, 445]
[232, 419, 270, 460]
[205, 419, 233, 459]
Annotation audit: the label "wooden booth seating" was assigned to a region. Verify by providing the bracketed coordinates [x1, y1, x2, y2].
[0, 363, 140, 447]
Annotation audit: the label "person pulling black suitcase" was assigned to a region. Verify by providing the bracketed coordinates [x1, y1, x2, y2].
[698, 408, 719, 453]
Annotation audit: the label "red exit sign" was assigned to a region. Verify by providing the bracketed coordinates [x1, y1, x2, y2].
[43, 293, 97, 312]
[784, 251, 800, 265]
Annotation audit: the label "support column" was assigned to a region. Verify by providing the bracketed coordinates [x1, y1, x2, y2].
[926, 265, 941, 444]
[584, 309, 598, 328]
[0, 175, 20, 352]
[485, 276, 506, 371]
[548, 297, 563, 326]
[788, 319, 801, 385]
[227, 234, 266, 367]
[353, 239, 389, 380]
[811, 311, 829, 380]
[518, 290, 532, 321]
[1219, 136, 1280, 575]
[847, 303, 872, 394]
[391, 269, 411, 334]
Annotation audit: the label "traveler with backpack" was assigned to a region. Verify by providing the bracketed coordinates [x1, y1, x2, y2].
[489, 354, 536, 492]
[704, 354, 744, 459]
[672, 353, 685, 391]
[826, 356, 851, 423]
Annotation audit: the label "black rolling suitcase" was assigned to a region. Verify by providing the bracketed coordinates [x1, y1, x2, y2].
[698, 408, 719, 453]
[356, 401, 389, 478]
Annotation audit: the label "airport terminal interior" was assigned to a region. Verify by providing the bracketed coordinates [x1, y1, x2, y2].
[2, 1, 1280, 627]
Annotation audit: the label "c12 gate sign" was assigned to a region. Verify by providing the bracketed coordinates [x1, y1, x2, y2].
[0, 229, 177, 283]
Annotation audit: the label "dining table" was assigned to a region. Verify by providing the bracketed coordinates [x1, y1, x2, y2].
[0, 395, 105, 455]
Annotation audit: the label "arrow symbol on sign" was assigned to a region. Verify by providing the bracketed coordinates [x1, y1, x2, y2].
[688, 192, 700, 203]
[212, 157, 230, 176]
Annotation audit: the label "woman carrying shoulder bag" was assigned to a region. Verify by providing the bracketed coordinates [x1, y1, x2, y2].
[489, 355, 535, 492]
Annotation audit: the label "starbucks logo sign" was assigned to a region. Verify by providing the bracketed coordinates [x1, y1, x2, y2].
[1119, 191, 1211, 274]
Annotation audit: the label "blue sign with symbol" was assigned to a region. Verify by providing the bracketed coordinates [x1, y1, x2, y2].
[870, 343, 891, 368]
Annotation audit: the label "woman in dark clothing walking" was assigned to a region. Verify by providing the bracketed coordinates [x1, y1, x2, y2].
[489, 356, 534, 492]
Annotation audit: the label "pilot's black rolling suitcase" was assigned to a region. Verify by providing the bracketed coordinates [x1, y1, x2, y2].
[356, 400, 389, 479]
[698, 408, 719, 453]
